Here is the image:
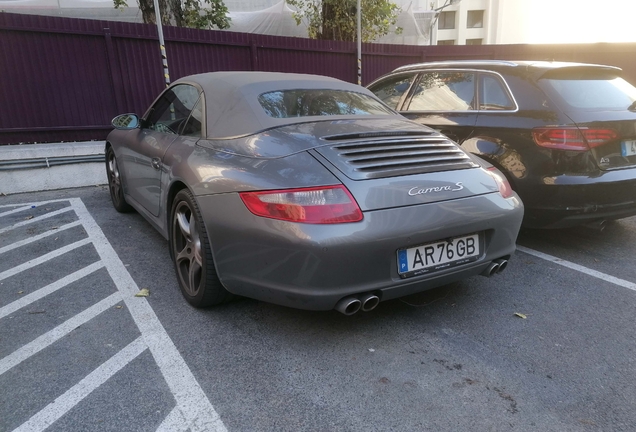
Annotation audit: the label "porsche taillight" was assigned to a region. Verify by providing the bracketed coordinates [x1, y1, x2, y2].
[239, 185, 363, 224]
[487, 167, 514, 199]
[532, 127, 618, 151]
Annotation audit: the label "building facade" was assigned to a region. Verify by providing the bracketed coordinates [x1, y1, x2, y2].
[409, 0, 503, 46]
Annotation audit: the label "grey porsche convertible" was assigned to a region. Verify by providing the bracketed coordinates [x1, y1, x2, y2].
[106, 71, 523, 314]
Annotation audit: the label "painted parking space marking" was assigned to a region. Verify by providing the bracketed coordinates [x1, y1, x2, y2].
[0, 262, 104, 319]
[0, 206, 73, 235]
[518, 245, 636, 292]
[71, 198, 228, 432]
[0, 199, 72, 210]
[0, 293, 122, 376]
[0, 198, 227, 432]
[0, 221, 81, 255]
[0, 238, 91, 282]
[13, 337, 147, 432]
[0, 205, 38, 218]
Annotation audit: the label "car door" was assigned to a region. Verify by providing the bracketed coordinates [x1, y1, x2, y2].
[399, 70, 478, 143]
[124, 84, 201, 216]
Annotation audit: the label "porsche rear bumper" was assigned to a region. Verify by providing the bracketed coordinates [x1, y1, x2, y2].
[198, 192, 524, 310]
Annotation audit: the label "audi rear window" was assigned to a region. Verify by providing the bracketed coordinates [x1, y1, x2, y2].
[539, 74, 636, 111]
[258, 90, 394, 118]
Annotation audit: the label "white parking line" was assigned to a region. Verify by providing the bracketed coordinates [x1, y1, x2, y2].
[71, 198, 228, 432]
[0, 221, 82, 255]
[0, 238, 91, 282]
[0, 205, 36, 219]
[517, 246, 636, 292]
[13, 337, 147, 432]
[0, 292, 121, 376]
[0, 206, 74, 235]
[0, 262, 104, 319]
[1, 198, 227, 432]
[0, 199, 74, 210]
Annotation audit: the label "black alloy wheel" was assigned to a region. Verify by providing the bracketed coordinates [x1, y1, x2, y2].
[170, 189, 231, 307]
[106, 147, 133, 213]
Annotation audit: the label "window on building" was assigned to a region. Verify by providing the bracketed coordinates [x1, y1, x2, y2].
[437, 40, 455, 46]
[466, 39, 483, 45]
[467, 10, 484, 28]
[438, 11, 456, 30]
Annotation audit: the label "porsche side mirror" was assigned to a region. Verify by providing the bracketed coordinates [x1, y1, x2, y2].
[111, 113, 140, 130]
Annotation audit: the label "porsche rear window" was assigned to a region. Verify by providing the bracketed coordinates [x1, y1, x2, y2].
[258, 90, 394, 118]
[540, 76, 636, 111]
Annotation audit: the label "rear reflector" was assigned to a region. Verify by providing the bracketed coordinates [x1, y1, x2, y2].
[487, 167, 514, 199]
[240, 185, 363, 224]
[532, 127, 618, 151]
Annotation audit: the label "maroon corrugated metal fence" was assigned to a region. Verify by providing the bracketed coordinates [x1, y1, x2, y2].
[2, 12, 636, 145]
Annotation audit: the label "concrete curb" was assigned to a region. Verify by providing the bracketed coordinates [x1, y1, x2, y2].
[0, 141, 107, 195]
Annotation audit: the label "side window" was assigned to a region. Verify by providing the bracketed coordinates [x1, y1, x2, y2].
[405, 72, 475, 111]
[368, 74, 415, 109]
[479, 74, 516, 110]
[145, 84, 200, 135]
[182, 97, 203, 137]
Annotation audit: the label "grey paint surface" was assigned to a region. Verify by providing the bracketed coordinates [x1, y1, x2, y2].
[106, 72, 523, 310]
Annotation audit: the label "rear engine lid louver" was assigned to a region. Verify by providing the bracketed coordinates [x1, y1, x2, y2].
[315, 133, 478, 180]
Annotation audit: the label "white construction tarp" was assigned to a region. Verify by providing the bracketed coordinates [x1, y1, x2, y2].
[0, 0, 142, 21]
[227, 1, 308, 38]
[375, 3, 428, 45]
[1, 0, 429, 44]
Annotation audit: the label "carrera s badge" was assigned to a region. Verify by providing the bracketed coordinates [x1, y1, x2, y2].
[408, 182, 464, 196]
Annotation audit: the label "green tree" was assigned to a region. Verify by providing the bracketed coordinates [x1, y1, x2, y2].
[113, 0, 230, 29]
[287, 0, 401, 42]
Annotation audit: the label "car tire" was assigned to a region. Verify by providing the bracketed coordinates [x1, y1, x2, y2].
[106, 147, 133, 213]
[170, 189, 232, 307]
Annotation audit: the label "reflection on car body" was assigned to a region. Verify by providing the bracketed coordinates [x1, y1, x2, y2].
[105, 71, 523, 314]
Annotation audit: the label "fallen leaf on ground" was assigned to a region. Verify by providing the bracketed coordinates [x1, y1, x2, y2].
[135, 288, 150, 297]
[514, 312, 527, 319]
[24, 215, 34, 220]
[115, 305, 123, 309]
[18, 291, 24, 294]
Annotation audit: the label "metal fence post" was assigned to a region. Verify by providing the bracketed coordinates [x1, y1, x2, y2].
[152, 0, 170, 87]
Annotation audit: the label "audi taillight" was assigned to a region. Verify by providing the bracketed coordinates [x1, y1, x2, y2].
[240, 185, 363, 224]
[532, 127, 618, 151]
[487, 167, 514, 199]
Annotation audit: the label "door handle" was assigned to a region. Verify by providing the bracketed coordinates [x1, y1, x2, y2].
[151, 157, 161, 170]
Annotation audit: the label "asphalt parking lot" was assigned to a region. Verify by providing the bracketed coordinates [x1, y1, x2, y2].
[1, 186, 636, 432]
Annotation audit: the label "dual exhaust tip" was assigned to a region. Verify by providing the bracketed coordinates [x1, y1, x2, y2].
[335, 292, 380, 315]
[336, 258, 509, 314]
[481, 258, 508, 277]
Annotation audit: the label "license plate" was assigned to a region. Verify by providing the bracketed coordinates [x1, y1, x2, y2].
[397, 233, 481, 278]
[621, 140, 636, 157]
